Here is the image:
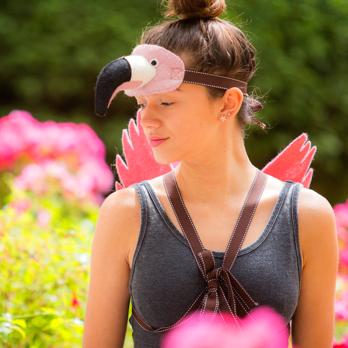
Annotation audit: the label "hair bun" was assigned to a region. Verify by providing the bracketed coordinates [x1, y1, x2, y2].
[164, 0, 226, 20]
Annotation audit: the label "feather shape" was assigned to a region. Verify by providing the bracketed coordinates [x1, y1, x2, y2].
[261, 133, 316, 188]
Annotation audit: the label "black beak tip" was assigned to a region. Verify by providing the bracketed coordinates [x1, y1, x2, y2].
[95, 108, 108, 118]
[94, 57, 131, 119]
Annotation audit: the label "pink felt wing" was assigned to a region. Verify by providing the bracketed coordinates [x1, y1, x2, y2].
[114, 110, 176, 190]
[261, 133, 317, 188]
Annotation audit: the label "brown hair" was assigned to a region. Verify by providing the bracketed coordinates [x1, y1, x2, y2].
[138, 0, 269, 137]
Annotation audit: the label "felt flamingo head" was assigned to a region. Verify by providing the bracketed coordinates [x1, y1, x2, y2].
[94, 44, 247, 117]
[123, 44, 186, 97]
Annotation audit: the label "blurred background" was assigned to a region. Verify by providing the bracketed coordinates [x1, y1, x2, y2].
[1, 1, 348, 347]
[1, 0, 347, 203]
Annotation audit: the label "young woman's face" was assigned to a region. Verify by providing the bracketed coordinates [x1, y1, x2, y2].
[136, 82, 223, 165]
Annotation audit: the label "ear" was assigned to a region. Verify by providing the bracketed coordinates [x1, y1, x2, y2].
[219, 87, 244, 116]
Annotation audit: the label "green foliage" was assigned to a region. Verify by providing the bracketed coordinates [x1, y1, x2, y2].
[0, 0, 347, 202]
[229, 0, 348, 203]
[0, 174, 134, 347]
[336, 321, 348, 342]
[0, 0, 158, 112]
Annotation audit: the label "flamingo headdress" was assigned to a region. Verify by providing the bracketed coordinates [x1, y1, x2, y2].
[95, 44, 248, 117]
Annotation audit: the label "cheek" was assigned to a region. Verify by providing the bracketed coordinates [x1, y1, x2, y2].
[172, 112, 209, 148]
[168, 99, 214, 141]
[186, 103, 215, 132]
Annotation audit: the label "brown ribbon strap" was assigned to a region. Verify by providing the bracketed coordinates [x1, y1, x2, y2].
[162, 169, 266, 319]
[183, 69, 248, 93]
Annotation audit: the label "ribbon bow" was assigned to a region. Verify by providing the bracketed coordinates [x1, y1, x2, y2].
[197, 249, 259, 323]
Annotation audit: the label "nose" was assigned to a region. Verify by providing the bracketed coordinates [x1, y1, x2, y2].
[139, 105, 162, 129]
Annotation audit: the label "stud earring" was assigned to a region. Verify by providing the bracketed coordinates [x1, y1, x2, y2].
[218, 111, 232, 122]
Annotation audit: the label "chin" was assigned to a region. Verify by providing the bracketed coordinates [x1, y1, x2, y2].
[152, 152, 179, 167]
[153, 157, 173, 166]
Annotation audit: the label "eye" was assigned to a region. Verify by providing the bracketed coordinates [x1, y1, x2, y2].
[137, 102, 174, 109]
[150, 59, 158, 66]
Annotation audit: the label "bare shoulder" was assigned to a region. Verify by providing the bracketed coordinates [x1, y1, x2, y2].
[297, 185, 336, 235]
[296, 184, 338, 268]
[97, 186, 141, 264]
[83, 186, 140, 347]
[102, 186, 140, 212]
[290, 184, 339, 346]
[99, 187, 140, 230]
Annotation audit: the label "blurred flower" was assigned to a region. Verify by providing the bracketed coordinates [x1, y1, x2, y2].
[334, 200, 348, 242]
[0, 110, 114, 203]
[71, 292, 80, 308]
[340, 249, 348, 271]
[335, 275, 348, 321]
[334, 200, 348, 277]
[334, 333, 348, 347]
[334, 199, 348, 341]
[335, 297, 348, 322]
[161, 306, 289, 348]
[9, 199, 32, 214]
[75, 253, 89, 266]
[37, 209, 51, 227]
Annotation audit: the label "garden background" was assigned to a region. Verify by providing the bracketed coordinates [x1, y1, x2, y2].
[1, 0, 347, 347]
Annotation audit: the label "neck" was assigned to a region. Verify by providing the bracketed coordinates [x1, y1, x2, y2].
[173, 129, 259, 204]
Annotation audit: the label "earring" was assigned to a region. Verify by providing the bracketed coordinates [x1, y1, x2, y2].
[218, 111, 232, 122]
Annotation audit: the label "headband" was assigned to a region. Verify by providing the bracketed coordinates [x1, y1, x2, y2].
[94, 44, 248, 117]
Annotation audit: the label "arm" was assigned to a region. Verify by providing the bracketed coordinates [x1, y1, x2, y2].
[82, 187, 140, 348]
[291, 187, 339, 348]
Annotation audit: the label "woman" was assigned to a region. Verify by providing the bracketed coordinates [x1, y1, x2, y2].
[83, 1, 339, 347]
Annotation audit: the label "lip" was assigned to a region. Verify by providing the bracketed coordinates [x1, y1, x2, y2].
[149, 138, 168, 147]
[149, 135, 168, 140]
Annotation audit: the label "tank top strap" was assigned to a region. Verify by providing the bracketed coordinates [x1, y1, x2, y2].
[287, 180, 303, 283]
[128, 181, 149, 295]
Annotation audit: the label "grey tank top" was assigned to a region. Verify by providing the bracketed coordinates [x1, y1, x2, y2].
[128, 178, 302, 348]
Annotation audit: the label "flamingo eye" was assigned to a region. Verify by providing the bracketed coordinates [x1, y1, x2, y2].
[150, 59, 158, 66]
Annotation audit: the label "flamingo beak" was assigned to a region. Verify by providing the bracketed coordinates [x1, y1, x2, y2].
[94, 55, 156, 117]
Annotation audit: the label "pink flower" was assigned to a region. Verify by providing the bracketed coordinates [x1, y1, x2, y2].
[13, 159, 113, 204]
[334, 201, 348, 242]
[334, 201, 348, 227]
[9, 199, 32, 214]
[37, 209, 51, 227]
[1, 110, 114, 202]
[335, 298, 348, 321]
[0, 110, 40, 170]
[340, 249, 348, 271]
[161, 306, 289, 348]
